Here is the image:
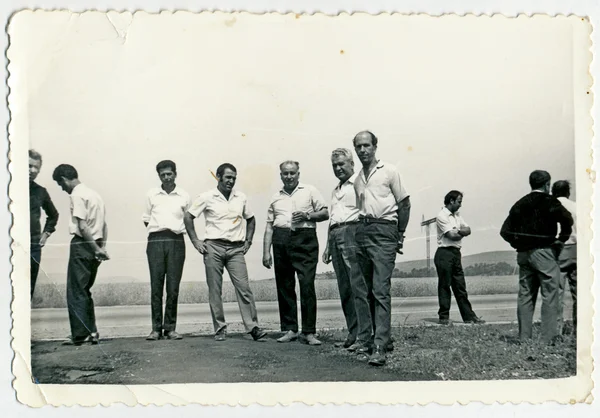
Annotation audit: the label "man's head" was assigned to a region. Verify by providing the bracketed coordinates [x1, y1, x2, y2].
[216, 163, 237, 193]
[444, 190, 463, 213]
[352, 130, 378, 166]
[156, 160, 177, 188]
[52, 164, 79, 194]
[331, 148, 354, 183]
[529, 170, 551, 193]
[29, 149, 43, 182]
[279, 160, 300, 190]
[552, 180, 571, 199]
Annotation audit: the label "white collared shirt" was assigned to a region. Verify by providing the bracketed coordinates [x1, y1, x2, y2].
[142, 186, 191, 235]
[188, 188, 254, 242]
[69, 183, 106, 240]
[267, 183, 327, 229]
[436, 207, 469, 248]
[330, 173, 359, 225]
[557, 197, 577, 245]
[354, 161, 409, 222]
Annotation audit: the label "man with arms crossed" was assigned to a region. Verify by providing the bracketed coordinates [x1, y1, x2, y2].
[185, 163, 267, 342]
[552, 180, 577, 336]
[143, 160, 190, 341]
[434, 190, 485, 325]
[352, 131, 411, 366]
[263, 161, 329, 346]
[322, 148, 372, 350]
[53, 164, 109, 346]
[29, 150, 59, 300]
[500, 170, 573, 343]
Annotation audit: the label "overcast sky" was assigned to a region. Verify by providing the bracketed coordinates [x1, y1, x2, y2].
[12, 12, 577, 283]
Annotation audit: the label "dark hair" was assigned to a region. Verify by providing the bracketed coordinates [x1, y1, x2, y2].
[444, 190, 463, 205]
[352, 130, 378, 147]
[529, 170, 551, 190]
[156, 160, 176, 174]
[52, 164, 78, 182]
[29, 149, 43, 163]
[552, 180, 571, 198]
[216, 163, 237, 178]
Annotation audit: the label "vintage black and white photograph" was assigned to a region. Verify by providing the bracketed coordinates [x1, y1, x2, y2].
[8, 11, 593, 406]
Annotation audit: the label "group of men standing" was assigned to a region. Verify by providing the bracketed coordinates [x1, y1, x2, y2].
[28, 131, 578, 365]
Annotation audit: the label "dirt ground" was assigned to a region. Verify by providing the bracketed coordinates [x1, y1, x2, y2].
[31, 331, 438, 384]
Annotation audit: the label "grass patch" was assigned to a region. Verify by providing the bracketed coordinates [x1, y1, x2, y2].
[321, 322, 576, 381]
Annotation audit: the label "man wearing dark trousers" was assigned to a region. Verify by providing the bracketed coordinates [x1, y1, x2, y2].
[185, 163, 267, 342]
[434, 190, 485, 325]
[142, 160, 190, 341]
[322, 148, 372, 350]
[29, 150, 59, 300]
[352, 131, 411, 366]
[500, 170, 573, 343]
[53, 164, 109, 346]
[262, 161, 329, 346]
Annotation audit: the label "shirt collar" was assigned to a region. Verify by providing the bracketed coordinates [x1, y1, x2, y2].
[212, 188, 238, 199]
[280, 183, 305, 195]
[157, 186, 182, 196]
[335, 173, 357, 191]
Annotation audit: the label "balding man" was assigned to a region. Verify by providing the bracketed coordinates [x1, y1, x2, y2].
[263, 161, 329, 346]
[352, 131, 411, 366]
[500, 170, 573, 343]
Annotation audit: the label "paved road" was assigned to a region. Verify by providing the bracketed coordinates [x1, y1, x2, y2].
[31, 294, 572, 341]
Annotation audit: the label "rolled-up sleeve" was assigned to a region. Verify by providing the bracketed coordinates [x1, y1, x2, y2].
[310, 186, 327, 211]
[390, 169, 409, 203]
[187, 193, 207, 218]
[436, 212, 455, 237]
[71, 195, 87, 221]
[141, 192, 152, 223]
[243, 195, 255, 220]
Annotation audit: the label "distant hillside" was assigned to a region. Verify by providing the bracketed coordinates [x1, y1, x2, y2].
[395, 250, 517, 273]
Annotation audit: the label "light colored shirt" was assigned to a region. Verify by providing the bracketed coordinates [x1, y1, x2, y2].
[329, 173, 359, 226]
[436, 207, 469, 248]
[188, 188, 254, 242]
[557, 197, 577, 245]
[267, 183, 327, 229]
[354, 161, 409, 222]
[69, 183, 106, 240]
[142, 186, 190, 235]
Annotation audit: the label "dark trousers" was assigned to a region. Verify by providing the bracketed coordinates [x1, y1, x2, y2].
[30, 238, 41, 300]
[329, 224, 372, 343]
[272, 228, 318, 334]
[434, 247, 477, 321]
[146, 230, 186, 333]
[66, 236, 101, 342]
[355, 222, 398, 348]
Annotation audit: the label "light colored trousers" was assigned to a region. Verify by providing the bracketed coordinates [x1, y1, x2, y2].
[203, 240, 259, 333]
[516, 247, 560, 343]
[557, 244, 577, 333]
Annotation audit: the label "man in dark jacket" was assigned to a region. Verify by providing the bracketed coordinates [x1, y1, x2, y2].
[500, 170, 573, 343]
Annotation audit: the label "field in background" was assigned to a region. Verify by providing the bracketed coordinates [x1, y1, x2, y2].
[32, 275, 518, 309]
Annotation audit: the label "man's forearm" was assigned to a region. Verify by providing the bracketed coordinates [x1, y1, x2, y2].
[309, 209, 329, 222]
[263, 224, 274, 253]
[184, 214, 200, 242]
[246, 217, 256, 242]
[79, 225, 102, 251]
[397, 197, 411, 233]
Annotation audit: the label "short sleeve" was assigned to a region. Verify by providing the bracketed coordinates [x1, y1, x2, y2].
[436, 212, 456, 236]
[183, 193, 191, 211]
[187, 194, 208, 218]
[389, 168, 409, 203]
[242, 195, 255, 220]
[141, 192, 152, 222]
[71, 195, 87, 221]
[266, 201, 275, 223]
[310, 186, 327, 211]
[457, 215, 469, 228]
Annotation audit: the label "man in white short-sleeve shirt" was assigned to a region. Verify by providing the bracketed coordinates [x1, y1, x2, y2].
[53, 164, 109, 346]
[185, 163, 267, 342]
[434, 190, 484, 326]
[352, 131, 411, 367]
[142, 160, 190, 341]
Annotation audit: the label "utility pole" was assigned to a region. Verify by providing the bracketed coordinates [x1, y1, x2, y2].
[420, 215, 437, 271]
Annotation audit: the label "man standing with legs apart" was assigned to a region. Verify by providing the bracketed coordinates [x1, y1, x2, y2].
[552, 180, 577, 336]
[184, 163, 267, 342]
[322, 148, 372, 351]
[29, 150, 59, 300]
[263, 161, 329, 346]
[352, 131, 411, 366]
[500, 170, 573, 344]
[143, 160, 190, 341]
[434, 191, 485, 325]
[52, 164, 109, 346]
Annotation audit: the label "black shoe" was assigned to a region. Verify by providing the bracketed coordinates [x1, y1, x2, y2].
[334, 336, 356, 349]
[250, 326, 267, 341]
[465, 316, 486, 325]
[386, 341, 394, 352]
[368, 346, 386, 366]
[146, 331, 161, 341]
[439, 318, 450, 325]
[164, 331, 183, 340]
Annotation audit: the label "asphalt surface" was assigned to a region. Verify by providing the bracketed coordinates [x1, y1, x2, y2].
[31, 294, 571, 341]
